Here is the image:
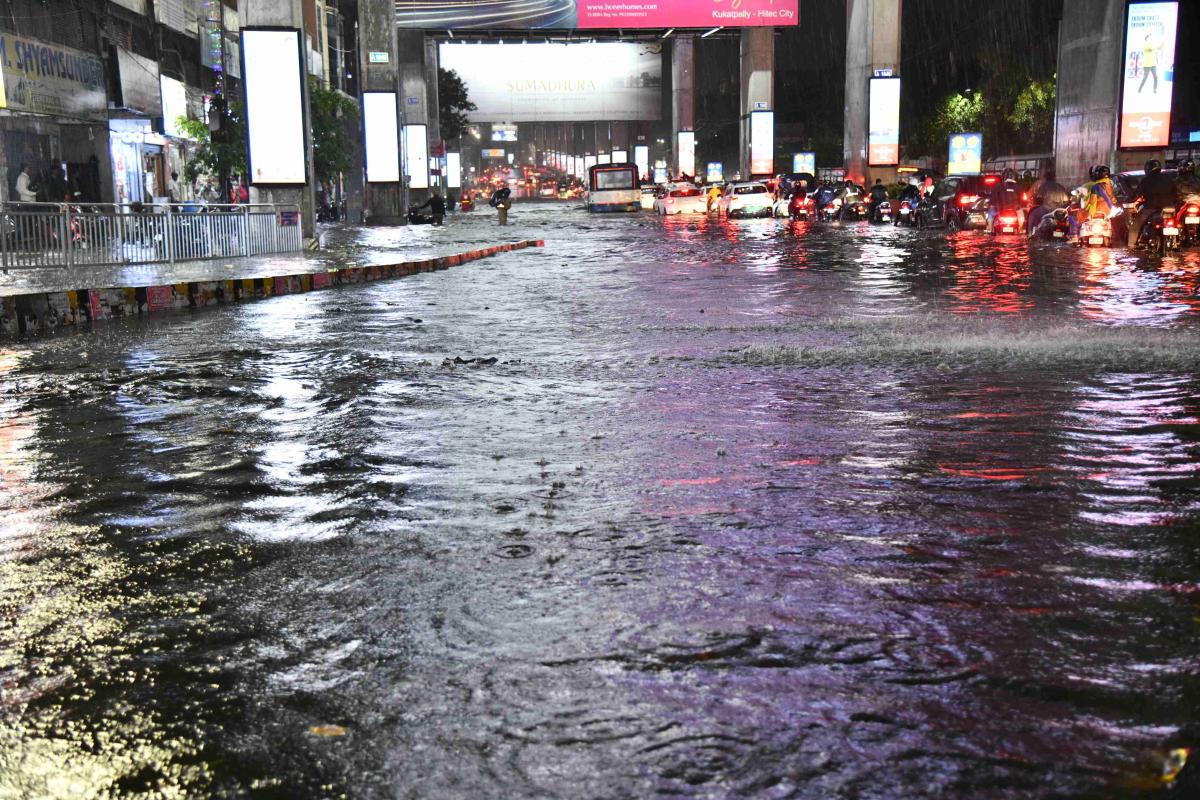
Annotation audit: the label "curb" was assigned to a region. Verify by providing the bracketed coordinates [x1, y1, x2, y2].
[0, 239, 546, 338]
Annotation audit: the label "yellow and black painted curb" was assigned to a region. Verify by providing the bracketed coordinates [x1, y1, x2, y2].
[0, 240, 545, 338]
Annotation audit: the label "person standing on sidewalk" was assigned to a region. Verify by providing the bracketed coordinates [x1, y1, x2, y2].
[490, 186, 512, 226]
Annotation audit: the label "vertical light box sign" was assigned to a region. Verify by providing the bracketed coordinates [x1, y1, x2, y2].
[868, 77, 900, 166]
[447, 152, 462, 188]
[1119, 1, 1178, 148]
[241, 29, 307, 184]
[403, 124, 429, 189]
[362, 92, 400, 183]
[612, 149, 628, 163]
[634, 145, 650, 180]
[677, 131, 696, 177]
[750, 111, 773, 175]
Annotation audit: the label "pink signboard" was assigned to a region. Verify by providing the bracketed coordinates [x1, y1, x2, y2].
[577, 0, 797, 28]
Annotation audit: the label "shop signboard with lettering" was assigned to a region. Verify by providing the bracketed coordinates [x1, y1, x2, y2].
[0, 31, 107, 120]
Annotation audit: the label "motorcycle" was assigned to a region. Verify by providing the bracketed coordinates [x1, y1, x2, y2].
[870, 199, 893, 224]
[992, 208, 1022, 236]
[408, 208, 436, 225]
[895, 199, 917, 226]
[788, 193, 814, 220]
[837, 198, 868, 221]
[1134, 204, 1181, 254]
[815, 197, 837, 222]
[1031, 207, 1072, 241]
[1173, 197, 1200, 246]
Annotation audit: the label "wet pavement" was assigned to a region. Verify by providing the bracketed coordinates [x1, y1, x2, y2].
[1, 202, 1199, 798]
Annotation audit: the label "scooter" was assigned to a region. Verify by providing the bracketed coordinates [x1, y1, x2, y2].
[1079, 213, 1114, 248]
[837, 198, 868, 221]
[992, 209, 1022, 236]
[1133, 203, 1180, 254]
[894, 198, 918, 226]
[1172, 197, 1200, 246]
[870, 199, 893, 224]
[408, 208, 435, 225]
[1031, 207, 1072, 241]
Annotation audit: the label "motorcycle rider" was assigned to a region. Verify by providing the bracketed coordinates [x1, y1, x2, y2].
[1023, 167, 1070, 235]
[867, 178, 889, 216]
[985, 169, 1023, 232]
[813, 180, 837, 218]
[1126, 159, 1177, 248]
[834, 179, 864, 220]
[1176, 159, 1200, 200]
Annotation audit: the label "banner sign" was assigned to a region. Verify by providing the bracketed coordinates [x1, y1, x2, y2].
[1119, 1, 1178, 148]
[0, 31, 107, 120]
[868, 76, 900, 166]
[947, 132, 982, 175]
[397, 0, 797, 29]
[440, 42, 661, 122]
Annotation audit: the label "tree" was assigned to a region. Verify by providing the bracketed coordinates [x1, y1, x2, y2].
[1007, 76, 1056, 153]
[912, 90, 985, 157]
[175, 100, 247, 189]
[308, 77, 359, 185]
[438, 68, 476, 142]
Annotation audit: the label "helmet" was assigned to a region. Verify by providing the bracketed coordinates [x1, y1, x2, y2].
[1145, 159, 1162, 174]
[1180, 159, 1195, 177]
[1089, 164, 1110, 181]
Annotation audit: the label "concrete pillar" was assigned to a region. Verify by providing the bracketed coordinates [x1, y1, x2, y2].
[359, 0, 402, 224]
[397, 29, 430, 207]
[423, 37, 442, 192]
[672, 34, 695, 175]
[739, 27, 774, 179]
[1053, 0, 1125, 187]
[843, 0, 902, 185]
[243, 0, 317, 239]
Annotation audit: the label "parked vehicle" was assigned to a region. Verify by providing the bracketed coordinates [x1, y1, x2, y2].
[654, 183, 707, 215]
[914, 174, 999, 230]
[719, 182, 773, 218]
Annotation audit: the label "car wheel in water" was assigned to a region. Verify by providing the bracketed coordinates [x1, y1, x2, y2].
[947, 215, 960, 232]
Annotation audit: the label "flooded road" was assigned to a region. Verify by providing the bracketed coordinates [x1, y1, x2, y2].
[2, 203, 1199, 798]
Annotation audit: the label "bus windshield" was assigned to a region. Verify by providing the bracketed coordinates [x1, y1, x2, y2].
[593, 168, 636, 191]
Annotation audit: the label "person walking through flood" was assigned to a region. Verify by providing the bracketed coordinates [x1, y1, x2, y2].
[490, 186, 513, 225]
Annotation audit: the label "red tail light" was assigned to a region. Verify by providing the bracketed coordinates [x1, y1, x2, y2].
[983, 175, 999, 185]
[999, 215, 1017, 223]
[1187, 205, 1199, 214]
[958, 194, 979, 206]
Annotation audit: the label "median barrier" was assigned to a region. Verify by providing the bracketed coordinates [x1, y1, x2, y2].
[0, 240, 544, 337]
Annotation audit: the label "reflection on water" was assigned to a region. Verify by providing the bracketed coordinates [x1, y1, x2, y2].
[1, 203, 1198, 798]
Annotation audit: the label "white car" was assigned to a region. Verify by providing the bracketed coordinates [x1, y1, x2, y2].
[639, 186, 659, 211]
[719, 182, 773, 218]
[653, 183, 707, 215]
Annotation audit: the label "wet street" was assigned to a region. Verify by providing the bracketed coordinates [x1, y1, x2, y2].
[2, 202, 1199, 798]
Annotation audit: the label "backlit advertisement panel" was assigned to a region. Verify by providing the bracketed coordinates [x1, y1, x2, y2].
[363, 92, 400, 183]
[868, 77, 900, 166]
[439, 42, 661, 122]
[598, 154, 611, 165]
[634, 145, 650, 180]
[677, 131, 696, 178]
[403, 124, 429, 189]
[947, 133, 982, 175]
[585, 155, 597, 171]
[397, 0, 797, 29]
[707, 162, 723, 182]
[241, 29, 307, 184]
[612, 150, 628, 163]
[1119, 1, 1178, 148]
[792, 152, 815, 174]
[750, 110, 773, 176]
[447, 152, 461, 188]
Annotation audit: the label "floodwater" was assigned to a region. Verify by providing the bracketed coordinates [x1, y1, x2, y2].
[2, 203, 1199, 799]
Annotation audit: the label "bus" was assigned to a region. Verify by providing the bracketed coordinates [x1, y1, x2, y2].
[584, 163, 640, 212]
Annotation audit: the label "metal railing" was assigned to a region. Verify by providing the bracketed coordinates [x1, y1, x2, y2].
[0, 202, 303, 270]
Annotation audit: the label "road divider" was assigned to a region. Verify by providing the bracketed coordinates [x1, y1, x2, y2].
[0, 240, 546, 338]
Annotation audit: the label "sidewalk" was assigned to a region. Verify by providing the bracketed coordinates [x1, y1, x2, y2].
[1, 219, 544, 337]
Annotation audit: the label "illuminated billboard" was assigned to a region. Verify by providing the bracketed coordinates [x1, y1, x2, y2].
[492, 123, 518, 142]
[397, 0, 797, 29]
[481, 148, 506, 158]
[447, 152, 461, 188]
[612, 149, 628, 162]
[1119, 1, 1178, 148]
[792, 152, 815, 174]
[439, 42, 661, 122]
[947, 133, 982, 175]
[241, 29, 307, 184]
[868, 77, 900, 166]
[634, 145, 649, 180]
[750, 110, 773, 176]
[677, 131, 695, 178]
[363, 92, 400, 183]
[707, 162, 723, 182]
[403, 124, 429, 189]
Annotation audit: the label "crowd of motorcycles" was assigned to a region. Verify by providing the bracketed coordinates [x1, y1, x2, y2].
[769, 166, 1200, 256]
